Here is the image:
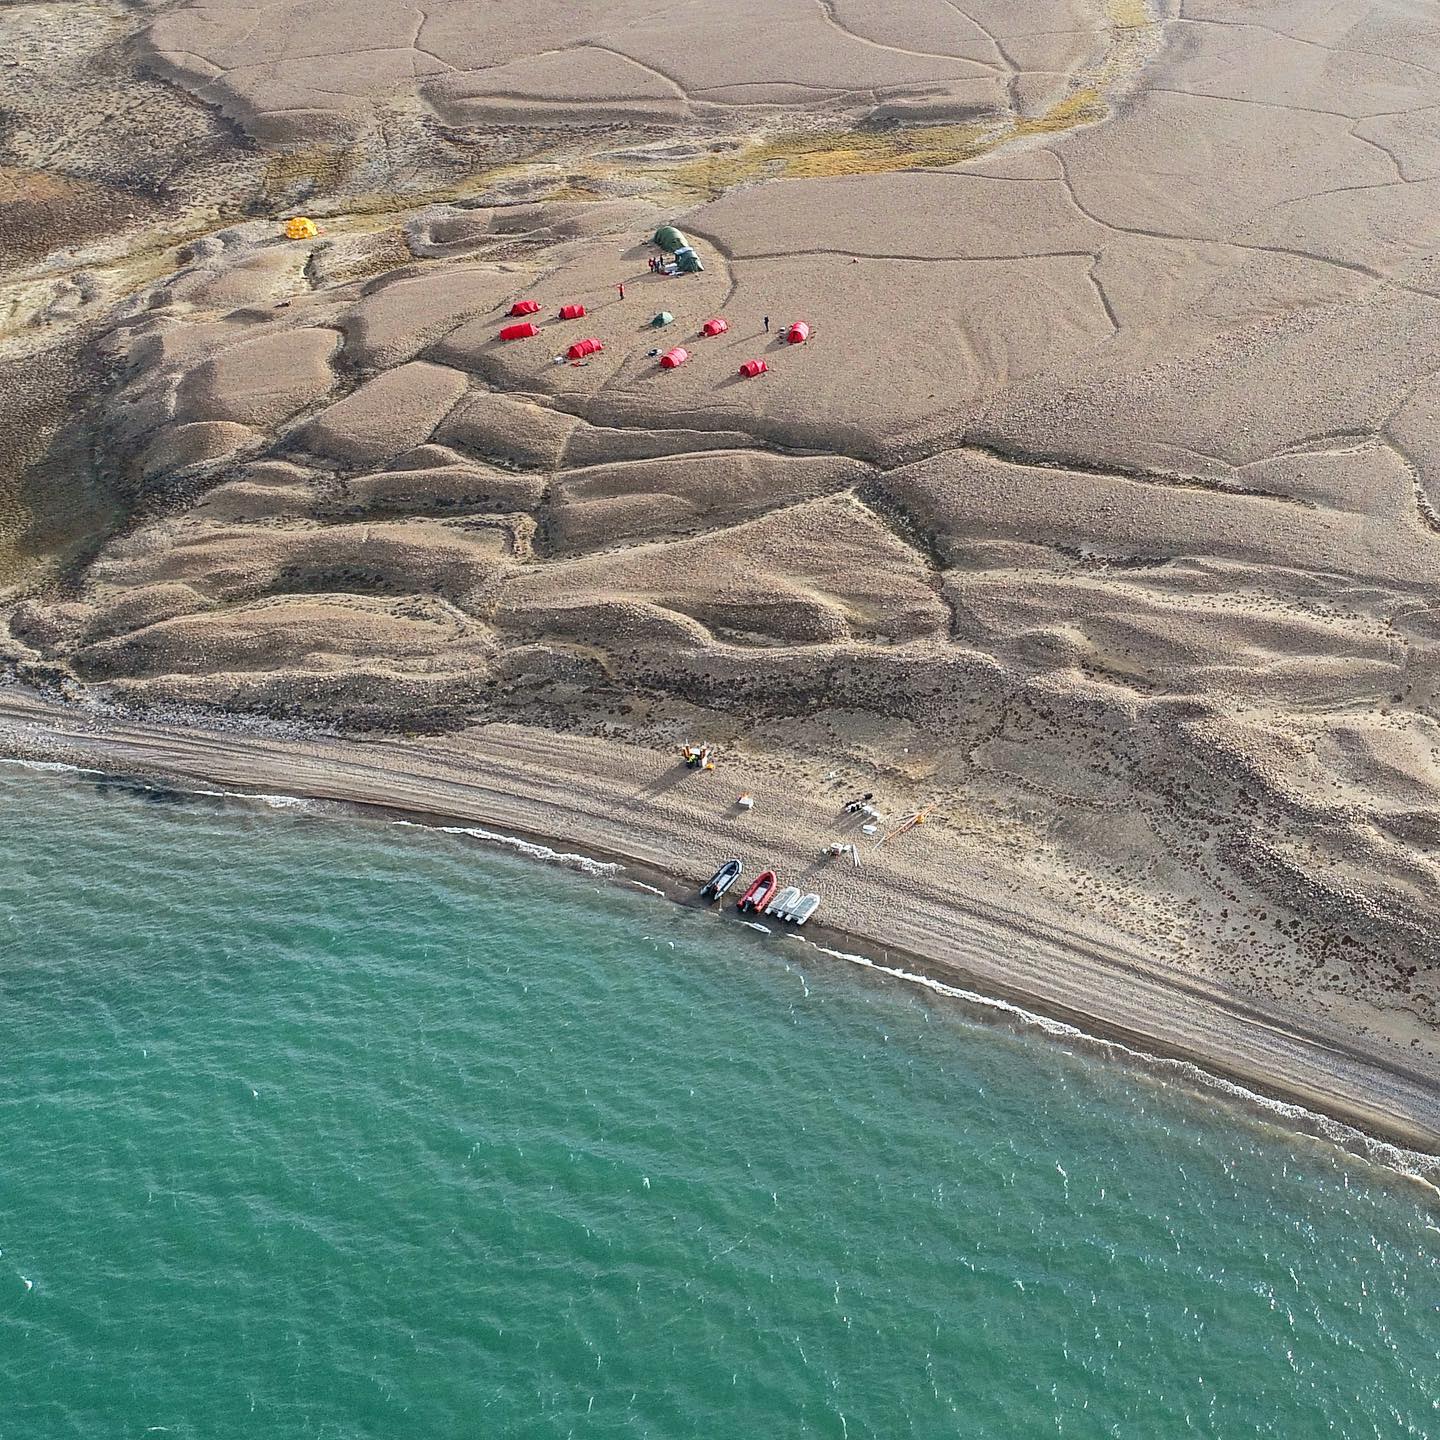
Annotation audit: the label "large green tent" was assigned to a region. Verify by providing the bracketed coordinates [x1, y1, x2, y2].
[674, 246, 704, 274]
[653, 224, 688, 252]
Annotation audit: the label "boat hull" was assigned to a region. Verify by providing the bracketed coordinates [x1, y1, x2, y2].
[790, 893, 820, 925]
[765, 885, 802, 918]
[736, 869, 778, 913]
[700, 859, 742, 901]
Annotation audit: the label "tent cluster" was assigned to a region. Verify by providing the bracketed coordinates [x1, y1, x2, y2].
[737, 320, 807, 375]
[653, 312, 809, 377]
[493, 227, 804, 385]
[507, 298, 585, 319]
[658, 314, 732, 371]
[498, 300, 590, 344]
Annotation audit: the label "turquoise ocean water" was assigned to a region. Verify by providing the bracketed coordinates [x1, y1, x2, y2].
[1, 761, 1437, 1437]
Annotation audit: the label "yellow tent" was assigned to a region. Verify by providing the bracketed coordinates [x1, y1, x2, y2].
[284, 217, 319, 240]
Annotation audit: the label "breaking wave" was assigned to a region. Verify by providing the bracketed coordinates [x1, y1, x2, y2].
[391, 819, 621, 878]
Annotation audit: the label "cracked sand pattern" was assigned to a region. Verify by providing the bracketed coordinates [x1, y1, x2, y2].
[145, 0, 1103, 140]
[4, 0, 1440, 1069]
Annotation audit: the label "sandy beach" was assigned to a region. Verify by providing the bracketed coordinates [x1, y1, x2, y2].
[3, 684, 1435, 1160]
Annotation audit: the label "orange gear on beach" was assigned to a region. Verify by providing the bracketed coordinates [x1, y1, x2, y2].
[284, 217, 319, 240]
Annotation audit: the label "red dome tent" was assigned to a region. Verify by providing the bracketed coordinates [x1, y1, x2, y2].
[786, 321, 810, 344]
[659, 347, 690, 369]
[701, 317, 728, 337]
[559, 303, 586, 320]
[567, 337, 604, 360]
[508, 300, 541, 317]
[739, 359, 768, 378]
[499, 321, 540, 341]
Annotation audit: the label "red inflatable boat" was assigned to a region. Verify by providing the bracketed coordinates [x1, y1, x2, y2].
[735, 870, 778, 914]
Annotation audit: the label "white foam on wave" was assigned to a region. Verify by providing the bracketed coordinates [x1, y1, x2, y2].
[797, 938, 1440, 1194]
[0, 756, 102, 777]
[184, 786, 312, 810]
[124, 778, 315, 812]
[627, 881, 667, 897]
[391, 819, 620, 878]
[1, 756, 313, 810]
[11, 750, 615, 871]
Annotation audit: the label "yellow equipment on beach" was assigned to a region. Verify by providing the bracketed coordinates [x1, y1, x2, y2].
[284, 216, 319, 240]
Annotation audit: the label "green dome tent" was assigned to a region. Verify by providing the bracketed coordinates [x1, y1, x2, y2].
[651, 311, 674, 327]
[674, 245, 704, 274]
[653, 224, 688, 252]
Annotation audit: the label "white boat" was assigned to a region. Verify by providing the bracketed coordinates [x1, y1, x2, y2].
[788, 893, 821, 926]
[765, 885, 801, 917]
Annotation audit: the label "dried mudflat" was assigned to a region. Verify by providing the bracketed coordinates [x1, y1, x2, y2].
[3, 0, 1439, 1096]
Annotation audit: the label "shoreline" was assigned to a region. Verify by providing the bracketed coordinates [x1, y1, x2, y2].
[3, 686, 1438, 1170]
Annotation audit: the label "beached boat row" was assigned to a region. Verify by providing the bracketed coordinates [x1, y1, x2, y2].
[700, 861, 820, 925]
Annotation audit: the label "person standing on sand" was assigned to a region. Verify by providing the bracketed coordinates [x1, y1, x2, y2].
[763, 315, 770, 333]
